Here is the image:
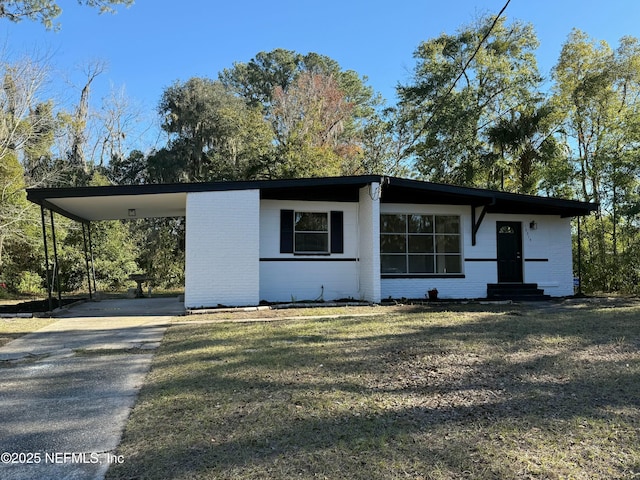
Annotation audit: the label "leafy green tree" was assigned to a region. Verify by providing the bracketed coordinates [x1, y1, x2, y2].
[219, 49, 304, 109]
[0, 0, 133, 30]
[554, 30, 640, 292]
[56, 172, 139, 291]
[397, 15, 543, 187]
[132, 218, 184, 289]
[221, 49, 382, 178]
[106, 148, 146, 185]
[355, 107, 414, 177]
[158, 78, 272, 181]
[486, 101, 563, 194]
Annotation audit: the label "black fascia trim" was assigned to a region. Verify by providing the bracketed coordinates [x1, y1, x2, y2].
[26, 175, 598, 223]
[524, 258, 549, 262]
[382, 177, 598, 217]
[26, 175, 383, 203]
[465, 258, 498, 262]
[381, 274, 466, 279]
[260, 257, 359, 262]
[27, 175, 596, 216]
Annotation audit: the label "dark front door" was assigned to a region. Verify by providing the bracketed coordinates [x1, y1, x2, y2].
[496, 221, 523, 283]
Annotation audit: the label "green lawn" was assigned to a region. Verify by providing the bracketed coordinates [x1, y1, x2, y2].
[107, 300, 640, 479]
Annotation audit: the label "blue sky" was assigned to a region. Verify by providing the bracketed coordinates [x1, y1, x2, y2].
[3, 0, 640, 148]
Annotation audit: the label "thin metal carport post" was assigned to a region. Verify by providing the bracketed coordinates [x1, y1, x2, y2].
[87, 222, 97, 293]
[577, 216, 583, 296]
[40, 205, 53, 311]
[49, 210, 62, 305]
[82, 222, 93, 300]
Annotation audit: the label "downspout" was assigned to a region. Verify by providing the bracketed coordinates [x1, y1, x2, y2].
[50, 210, 62, 305]
[40, 205, 53, 312]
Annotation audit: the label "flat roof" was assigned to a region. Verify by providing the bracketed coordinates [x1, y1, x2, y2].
[26, 175, 597, 222]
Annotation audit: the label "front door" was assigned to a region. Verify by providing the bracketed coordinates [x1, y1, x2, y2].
[496, 221, 523, 283]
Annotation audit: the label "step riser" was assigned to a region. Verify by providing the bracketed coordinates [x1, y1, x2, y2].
[486, 283, 549, 300]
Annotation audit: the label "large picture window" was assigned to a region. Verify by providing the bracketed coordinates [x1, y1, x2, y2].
[381, 214, 462, 275]
[294, 212, 329, 253]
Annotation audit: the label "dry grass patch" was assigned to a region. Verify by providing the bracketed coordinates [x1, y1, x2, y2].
[177, 304, 415, 322]
[0, 317, 56, 347]
[107, 301, 640, 479]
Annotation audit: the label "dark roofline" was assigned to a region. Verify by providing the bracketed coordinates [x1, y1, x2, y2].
[26, 175, 382, 203]
[26, 175, 597, 221]
[384, 177, 598, 216]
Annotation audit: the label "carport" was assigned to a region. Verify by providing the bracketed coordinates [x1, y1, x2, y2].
[26, 177, 381, 309]
[26, 184, 189, 309]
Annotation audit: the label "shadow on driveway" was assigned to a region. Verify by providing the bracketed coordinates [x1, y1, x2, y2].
[0, 298, 182, 480]
[55, 297, 185, 318]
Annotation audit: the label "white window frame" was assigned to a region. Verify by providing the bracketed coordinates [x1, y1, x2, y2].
[294, 211, 330, 254]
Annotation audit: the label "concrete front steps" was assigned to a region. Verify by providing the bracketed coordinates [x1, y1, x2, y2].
[486, 283, 551, 301]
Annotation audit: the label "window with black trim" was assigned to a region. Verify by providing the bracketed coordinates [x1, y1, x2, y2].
[294, 212, 329, 253]
[280, 210, 344, 255]
[381, 214, 462, 275]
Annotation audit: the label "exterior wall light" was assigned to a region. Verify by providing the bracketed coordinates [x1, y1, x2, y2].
[529, 221, 537, 230]
[128, 209, 136, 217]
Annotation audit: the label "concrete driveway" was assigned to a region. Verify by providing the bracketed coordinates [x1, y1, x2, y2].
[0, 297, 184, 480]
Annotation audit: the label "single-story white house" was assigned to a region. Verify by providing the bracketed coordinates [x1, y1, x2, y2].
[27, 175, 596, 307]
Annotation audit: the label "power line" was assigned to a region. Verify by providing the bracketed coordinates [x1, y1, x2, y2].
[407, 0, 512, 151]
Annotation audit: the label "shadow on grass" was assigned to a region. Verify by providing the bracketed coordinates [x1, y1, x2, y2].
[108, 302, 640, 479]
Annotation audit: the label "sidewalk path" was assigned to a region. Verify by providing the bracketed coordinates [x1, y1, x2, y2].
[0, 297, 183, 480]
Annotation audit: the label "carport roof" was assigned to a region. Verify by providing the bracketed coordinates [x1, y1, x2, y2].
[26, 175, 597, 223]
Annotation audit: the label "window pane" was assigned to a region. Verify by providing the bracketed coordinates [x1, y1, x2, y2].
[381, 214, 406, 233]
[295, 233, 328, 252]
[295, 212, 327, 231]
[435, 216, 460, 234]
[435, 235, 460, 253]
[409, 255, 435, 273]
[381, 255, 407, 273]
[436, 255, 461, 273]
[408, 235, 434, 253]
[408, 215, 433, 233]
[498, 225, 515, 234]
[381, 234, 406, 253]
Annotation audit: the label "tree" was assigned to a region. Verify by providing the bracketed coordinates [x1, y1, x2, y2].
[0, 0, 133, 30]
[0, 52, 61, 284]
[158, 78, 272, 182]
[131, 217, 184, 289]
[485, 101, 563, 194]
[66, 61, 105, 177]
[88, 84, 146, 168]
[220, 49, 382, 178]
[397, 15, 543, 187]
[355, 107, 414, 177]
[553, 30, 640, 292]
[219, 49, 304, 110]
[269, 71, 356, 177]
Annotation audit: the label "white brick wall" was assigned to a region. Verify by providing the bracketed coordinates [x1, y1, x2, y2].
[259, 199, 360, 302]
[380, 205, 575, 299]
[183, 189, 575, 306]
[358, 184, 381, 302]
[185, 190, 260, 308]
[259, 262, 359, 302]
[521, 215, 574, 296]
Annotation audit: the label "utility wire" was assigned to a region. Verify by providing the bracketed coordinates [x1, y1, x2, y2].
[407, 0, 512, 150]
